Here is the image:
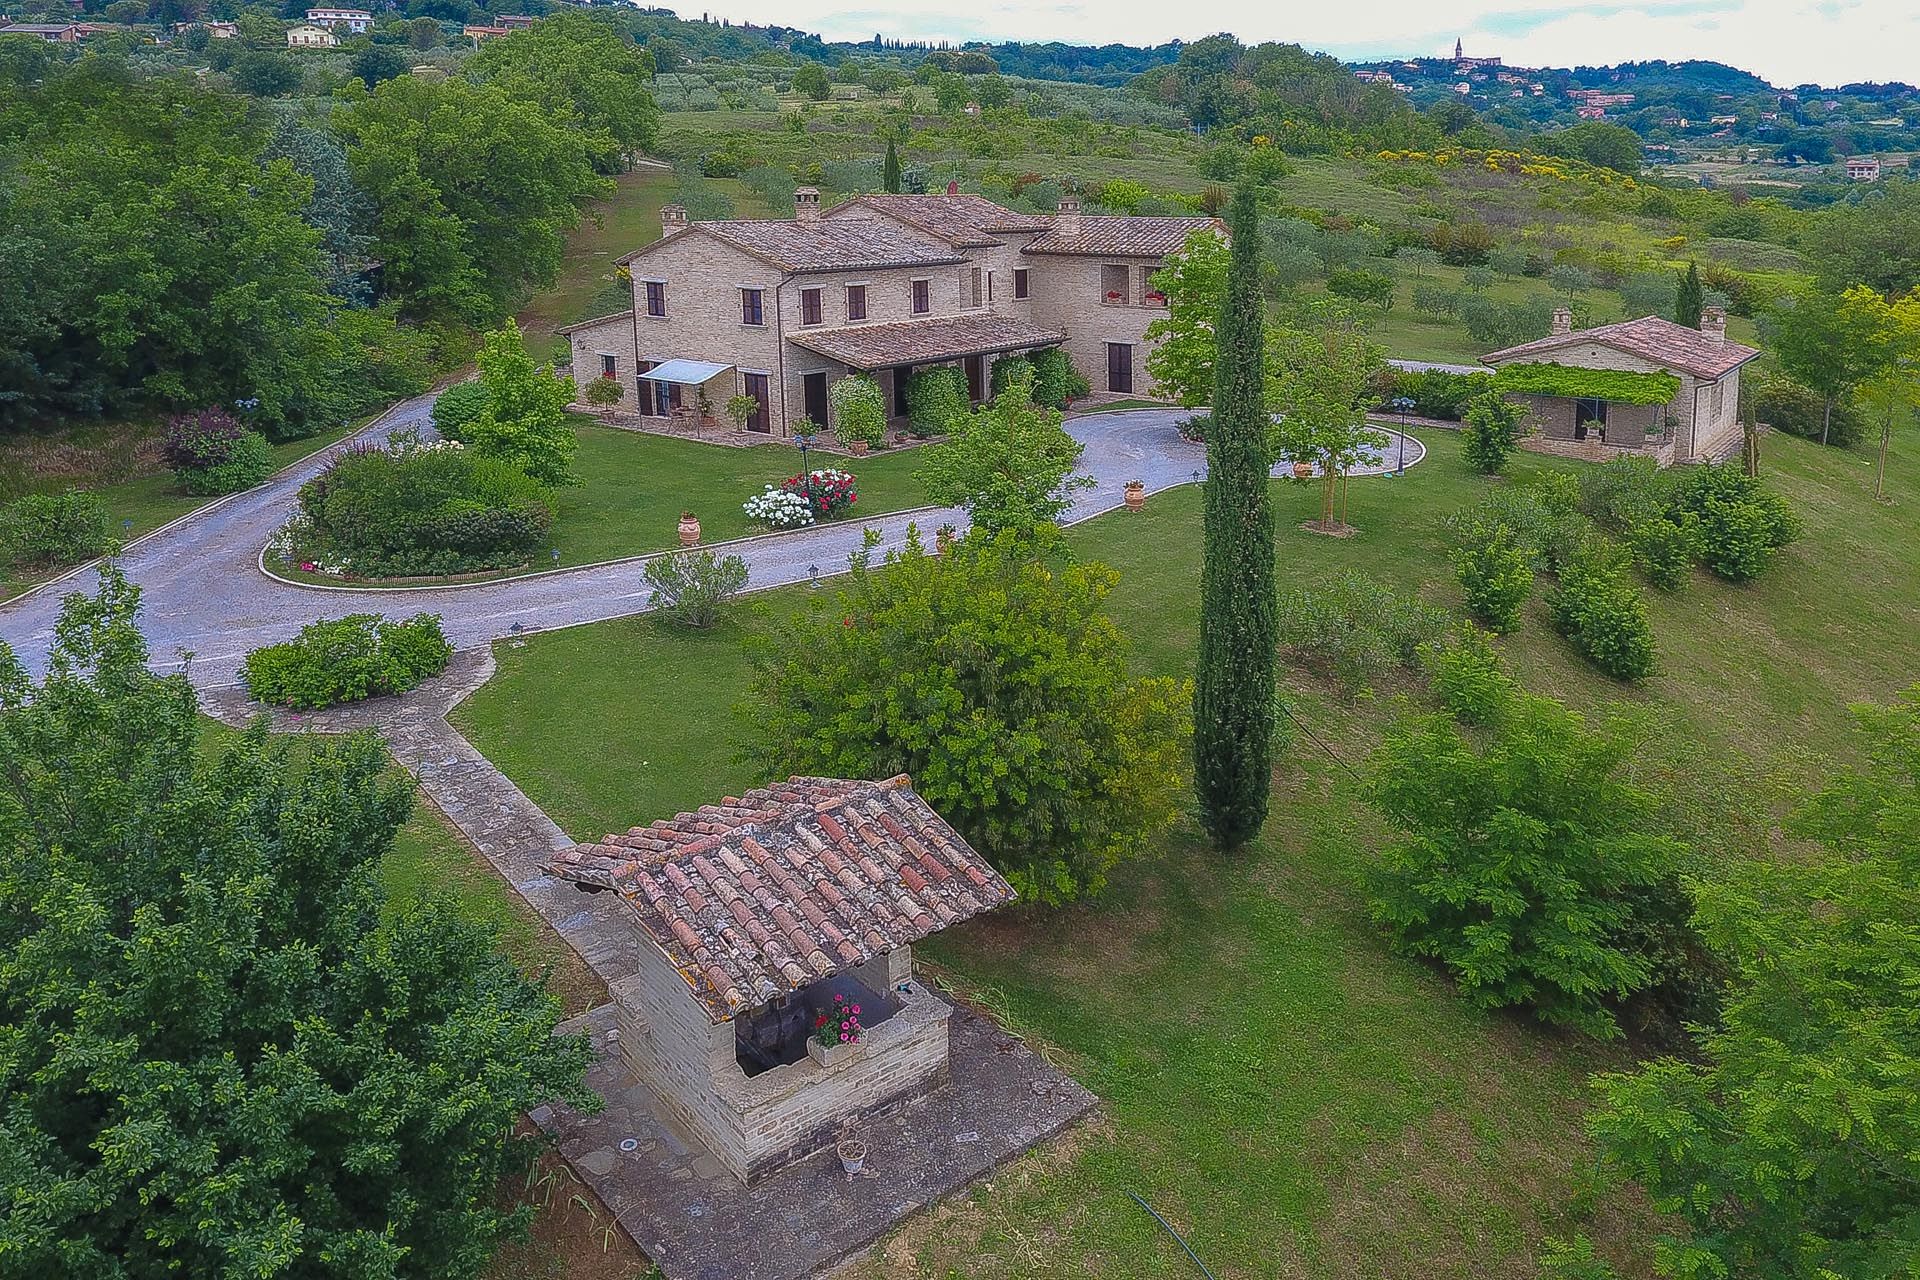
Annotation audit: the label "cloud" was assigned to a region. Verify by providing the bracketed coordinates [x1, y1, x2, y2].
[693, 0, 1918, 86]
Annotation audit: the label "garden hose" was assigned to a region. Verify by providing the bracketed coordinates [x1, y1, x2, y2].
[1126, 1190, 1219, 1280]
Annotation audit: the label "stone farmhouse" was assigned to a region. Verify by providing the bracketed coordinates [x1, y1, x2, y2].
[1484, 306, 1759, 466]
[546, 774, 1015, 1184]
[560, 187, 1222, 436]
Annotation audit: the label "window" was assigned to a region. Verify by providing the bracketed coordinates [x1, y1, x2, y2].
[598, 353, 617, 378]
[637, 359, 678, 416]
[1142, 266, 1167, 307]
[986, 271, 993, 303]
[643, 280, 666, 317]
[845, 284, 867, 321]
[967, 267, 983, 308]
[741, 288, 764, 326]
[1100, 264, 1129, 306]
[911, 278, 930, 315]
[1013, 268, 1029, 299]
[800, 287, 823, 326]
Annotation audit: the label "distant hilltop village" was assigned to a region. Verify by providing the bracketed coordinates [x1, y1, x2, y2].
[1354, 39, 1548, 100]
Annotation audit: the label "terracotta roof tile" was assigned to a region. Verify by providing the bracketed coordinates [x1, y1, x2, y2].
[621, 221, 964, 273]
[787, 312, 1065, 368]
[1022, 215, 1225, 257]
[824, 193, 1052, 245]
[546, 775, 1016, 1022]
[1483, 315, 1759, 380]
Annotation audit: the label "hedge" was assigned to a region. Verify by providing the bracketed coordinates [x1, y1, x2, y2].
[242, 613, 453, 710]
[0, 491, 112, 571]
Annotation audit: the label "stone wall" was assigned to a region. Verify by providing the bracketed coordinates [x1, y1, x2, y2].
[610, 940, 950, 1184]
[1024, 255, 1167, 394]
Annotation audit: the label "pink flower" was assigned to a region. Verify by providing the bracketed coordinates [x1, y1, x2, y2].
[839, 1033, 849, 1042]
[851, 1005, 861, 1014]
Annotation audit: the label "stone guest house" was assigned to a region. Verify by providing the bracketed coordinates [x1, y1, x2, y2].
[560, 187, 1221, 433]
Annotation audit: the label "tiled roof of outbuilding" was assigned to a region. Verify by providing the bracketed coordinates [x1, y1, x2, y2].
[825, 193, 1052, 245]
[546, 776, 1015, 1023]
[1022, 215, 1225, 257]
[619, 221, 964, 273]
[787, 312, 1064, 368]
[1483, 315, 1759, 381]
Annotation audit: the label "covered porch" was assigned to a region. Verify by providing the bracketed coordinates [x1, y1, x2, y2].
[788, 312, 1068, 429]
[1492, 362, 1682, 466]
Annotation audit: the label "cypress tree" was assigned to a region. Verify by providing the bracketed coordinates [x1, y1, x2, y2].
[1675, 260, 1704, 328]
[1193, 179, 1275, 851]
[883, 139, 902, 193]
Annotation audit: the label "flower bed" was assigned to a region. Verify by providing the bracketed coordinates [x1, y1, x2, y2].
[742, 469, 859, 529]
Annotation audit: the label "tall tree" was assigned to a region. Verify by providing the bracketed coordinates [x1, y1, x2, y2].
[1674, 260, 1704, 329]
[0, 571, 592, 1279]
[1143, 227, 1232, 410]
[882, 137, 902, 193]
[466, 10, 661, 173]
[916, 367, 1092, 534]
[1768, 287, 1895, 446]
[1192, 180, 1276, 852]
[466, 322, 579, 485]
[1267, 300, 1388, 532]
[1844, 284, 1920, 500]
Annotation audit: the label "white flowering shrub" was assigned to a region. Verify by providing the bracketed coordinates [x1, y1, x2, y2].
[742, 487, 815, 528]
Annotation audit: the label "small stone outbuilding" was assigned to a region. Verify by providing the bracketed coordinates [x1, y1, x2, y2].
[1483, 306, 1759, 465]
[546, 775, 1015, 1184]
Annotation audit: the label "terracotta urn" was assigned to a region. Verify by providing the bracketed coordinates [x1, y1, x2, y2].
[677, 512, 700, 547]
[1123, 482, 1146, 512]
[849, 439, 870, 456]
[1291, 461, 1314, 479]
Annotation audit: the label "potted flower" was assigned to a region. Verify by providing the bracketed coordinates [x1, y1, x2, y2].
[1123, 479, 1146, 511]
[807, 992, 863, 1069]
[935, 524, 957, 556]
[1291, 459, 1314, 479]
[836, 1137, 867, 1176]
[829, 375, 886, 456]
[677, 511, 701, 546]
[725, 394, 760, 432]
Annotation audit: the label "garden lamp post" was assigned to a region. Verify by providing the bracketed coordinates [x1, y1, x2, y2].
[793, 425, 818, 512]
[1391, 396, 1415, 476]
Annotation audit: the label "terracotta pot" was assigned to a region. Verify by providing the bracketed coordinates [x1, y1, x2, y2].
[1291, 461, 1314, 479]
[935, 528, 956, 557]
[836, 1139, 867, 1175]
[677, 514, 700, 547]
[1123, 484, 1146, 512]
[850, 440, 869, 455]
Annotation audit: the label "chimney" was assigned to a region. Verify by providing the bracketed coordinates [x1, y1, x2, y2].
[659, 203, 688, 239]
[1700, 305, 1727, 343]
[793, 187, 821, 225]
[945, 179, 959, 195]
[1550, 305, 1573, 336]
[1056, 196, 1082, 239]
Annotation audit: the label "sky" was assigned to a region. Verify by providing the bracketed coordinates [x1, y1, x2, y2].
[689, 0, 1920, 88]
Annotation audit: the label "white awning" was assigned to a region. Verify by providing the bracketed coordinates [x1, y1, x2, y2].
[643, 359, 733, 385]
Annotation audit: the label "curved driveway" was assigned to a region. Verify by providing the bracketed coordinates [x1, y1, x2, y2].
[0, 395, 1421, 690]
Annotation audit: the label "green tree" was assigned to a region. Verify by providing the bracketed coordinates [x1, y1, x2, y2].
[1766, 287, 1893, 446]
[1675, 261, 1704, 329]
[1588, 687, 1920, 1278]
[351, 43, 409, 87]
[407, 15, 441, 49]
[1808, 179, 1920, 295]
[916, 370, 1092, 534]
[1536, 120, 1643, 175]
[882, 137, 901, 192]
[0, 571, 592, 1279]
[1453, 520, 1533, 632]
[1366, 689, 1684, 1037]
[334, 74, 607, 326]
[1192, 180, 1276, 853]
[1460, 389, 1526, 474]
[1839, 283, 1920, 499]
[229, 49, 301, 97]
[1143, 226, 1232, 409]
[826, 373, 886, 449]
[1267, 302, 1389, 532]
[466, 10, 660, 173]
[745, 529, 1191, 905]
[790, 61, 830, 101]
[466, 322, 579, 485]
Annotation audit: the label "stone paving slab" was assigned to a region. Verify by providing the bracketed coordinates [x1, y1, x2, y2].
[535, 1002, 1097, 1280]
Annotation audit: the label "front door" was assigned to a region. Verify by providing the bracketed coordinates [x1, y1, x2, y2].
[964, 355, 985, 403]
[742, 372, 771, 433]
[892, 367, 912, 418]
[802, 371, 829, 431]
[1107, 343, 1133, 394]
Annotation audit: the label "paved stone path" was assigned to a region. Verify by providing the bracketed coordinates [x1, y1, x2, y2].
[0, 394, 1421, 690]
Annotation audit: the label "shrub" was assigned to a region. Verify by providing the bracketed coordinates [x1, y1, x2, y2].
[1460, 391, 1526, 474]
[294, 441, 553, 578]
[1549, 543, 1656, 680]
[163, 409, 275, 496]
[241, 613, 452, 710]
[988, 354, 1034, 396]
[741, 487, 814, 528]
[642, 549, 749, 628]
[1327, 266, 1396, 309]
[1410, 284, 1460, 319]
[1452, 520, 1533, 632]
[1421, 626, 1514, 725]
[779, 468, 857, 520]
[1671, 463, 1798, 582]
[1752, 375, 1864, 448]
[827, 375, 886, 448]
[1029, 346, 1088, 410]
[1381, 367, 1492, 421]
[1276, 574, 1452, 688]
[1626, 515, 1700, 590]
[903, 365, 970, 436]
[0, 490, 112, 570]
[430, 381, 490, 441]
[1446, 475, 1584, 572]
[1576, 454, 1675, 530]
[1365, 690, 1685, 1038]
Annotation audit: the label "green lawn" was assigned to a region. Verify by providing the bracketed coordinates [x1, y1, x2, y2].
[451, 425, 1920, 1278]
[517, 169, 676, 364]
